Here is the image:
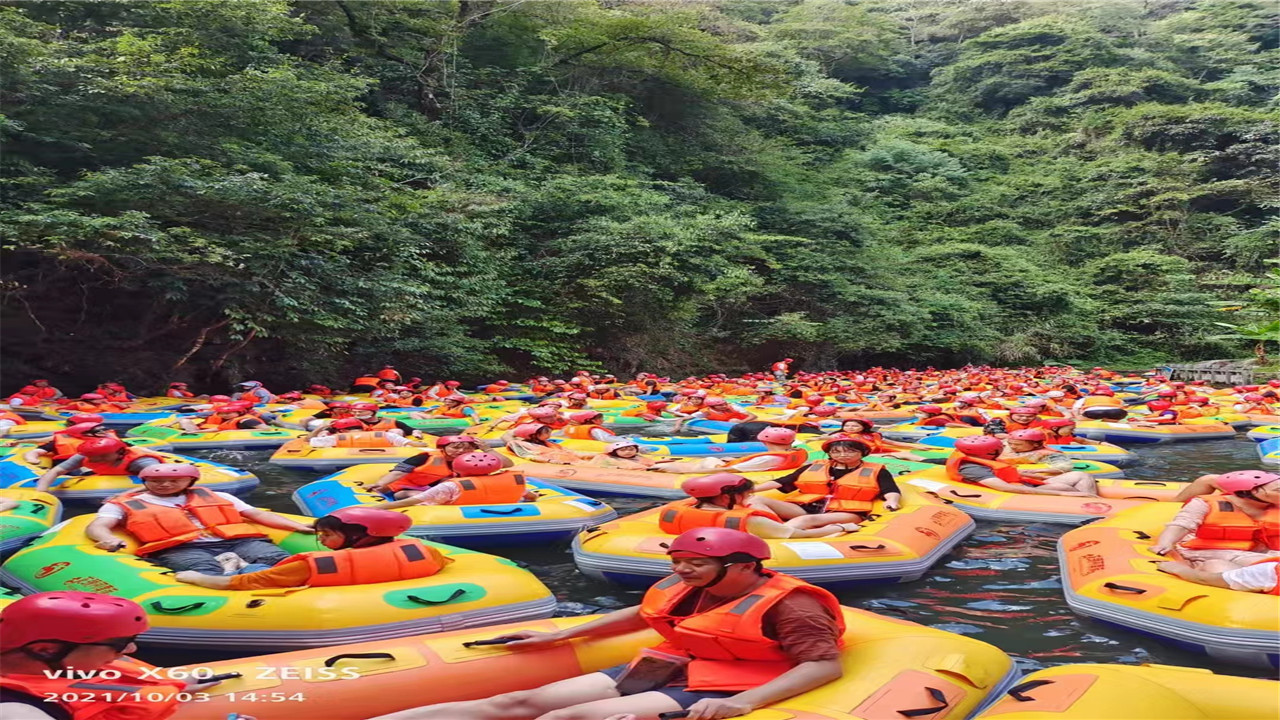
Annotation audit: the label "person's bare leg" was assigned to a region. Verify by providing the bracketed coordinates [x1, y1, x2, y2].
[750, 496, 805, 519]
[367, 672, 620, 720]
[787, 511, 860, 529]
[1054, 471, 1098, 495]
[534, 690, 682, 720]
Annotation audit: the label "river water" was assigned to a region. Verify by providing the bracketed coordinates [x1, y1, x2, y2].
[125, 434, 1274, 679]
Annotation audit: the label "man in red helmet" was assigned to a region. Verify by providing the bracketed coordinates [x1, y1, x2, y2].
[84, 464, 312, 574]
[379, 452, 536, 509]
[33, 436, 168, 493]
[0, 592, 254, 720]
[946, 435, 1098, 496]
[371, 528, 844, 720]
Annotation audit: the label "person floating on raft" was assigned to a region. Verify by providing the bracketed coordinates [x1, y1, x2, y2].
[647, 427, 809, 474]
[305, 417, 430, 449]
[1151, 470, 1278, 574]
[369, 528, 844, 720]
[946, 435, 1099, 497]
[749, 437, 902, 532]
[657, 473, 850, 538]
[378, 452, 538, 511]
[365, 435, 509, 498]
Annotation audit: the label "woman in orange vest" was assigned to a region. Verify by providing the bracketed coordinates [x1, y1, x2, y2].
[1234, 392, 1278, 415]
[1038, 417, 1103, 445]
[1150, 470, 1279, 569]
[165, 381, 197, 398]
[656, 473, 847, 538]
[913, 405, 971, 428]
[648, 427, 809, 475]
[945, 435, 1098, 496]
[410, 394, 477, 421]
[349, 402, 415, 434]
[365, 435, 504, 498]
[174, 507, 450, 591]
[752, 438, 901, 531]
[60, 393, 128, 414]
[380, 452, 536, 510]
[584, 439, 658, 469]
[175, 402, 267, 433]
[369, 528, 844, 720]
[686, 397, 756, 424]
[306, 417, 430, 449]
[504, 423, 587, 465]
[351, 374, 383, 392]
[559, 410, 618, 442]
[1071, 387, 1127, 421]
[827, 417, 926, 459]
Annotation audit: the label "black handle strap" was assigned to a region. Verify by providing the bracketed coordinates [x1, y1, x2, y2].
[847, 543, 888, 551]
[898, 686, 949, 717]
[478, 508, 523, 515]
[1008, 678, 1054, 702]
[1134, 482, 1168, 486]
[657, 713, 690, 720]
[406, 588, 468, 605]
[923, 491, 955, 505]
[323, 652, 395, 668]
[1132, 530, 1151, 540]
[148, 601, 206, 614]
[948, 489, 983, 499]
[1102, 582, 1147, 594]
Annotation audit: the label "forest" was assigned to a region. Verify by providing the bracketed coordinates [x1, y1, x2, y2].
[1, 0, 1276, 388]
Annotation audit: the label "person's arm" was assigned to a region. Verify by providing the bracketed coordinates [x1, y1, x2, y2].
[723, 455, 785, 473]
[177, 561, 310, 591]
[1156, 561, 1231, 588]
[0, 498, 19, 513]
[380, 483, 460, 509]
[239, 508, 315, 533]
[747, 516, 840, 539]
[495, 606, 646, 649]
[751, 466, 806, 493]
[86, 516, 127, 551]
[34, 456, 82, 492]
[875, 469, 902, 510]
[0, 702, 59, 720]
[1172, 475, 1219, 503]
[1150, 523, 1192, 555]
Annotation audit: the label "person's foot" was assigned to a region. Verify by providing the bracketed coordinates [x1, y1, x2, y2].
[214, 552, 247, 574]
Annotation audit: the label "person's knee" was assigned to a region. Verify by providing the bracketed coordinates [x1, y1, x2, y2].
[483, 690, 543, 716]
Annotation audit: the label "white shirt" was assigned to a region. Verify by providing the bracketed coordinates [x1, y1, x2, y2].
[1222, 562, 1279, 593]
[96, 491, 255, 543]
[309, 433, 413, 448]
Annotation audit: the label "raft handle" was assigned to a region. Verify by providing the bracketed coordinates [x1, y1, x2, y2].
[923, 491, 955, 505]
[1102, 582, 1147, 594]
[1133, 482, 1168, 487]
[478, 508, 524, 515]
[406, 588, 468, 605]
[658, 713, 690, 720]
[947, 490, 983, 499]
[847, 544, 887, 551]
[1131, 530, 1152, 540]
[897, 686, 949, 717]
[148, 601, 206, 614]
[323, 652, 395, 668]
[1007, 678, 1054, 701]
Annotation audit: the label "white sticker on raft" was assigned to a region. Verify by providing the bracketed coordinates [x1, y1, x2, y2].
[563, 500, 602, 512]
[781, 542, 845, 560]
[904, 478, 947, 492]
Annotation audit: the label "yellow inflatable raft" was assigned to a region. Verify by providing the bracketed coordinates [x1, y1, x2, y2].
[0, 489, 60, 556]
[171, 607, 1017, 720]
[898, 465, 1180, 524]
[292, 464, 618, 548]
[126, 419, 304, 449]
[269, 438, 429, 470]
[976, 662, 1279, 719]
[574, 485, 972, 587]
[0, 450, 258, 504]
[506, 459, 800, 499]
[1059, 503, 1279, 669]
[0, 514, 557, 651]
[0, 419, 66, 440]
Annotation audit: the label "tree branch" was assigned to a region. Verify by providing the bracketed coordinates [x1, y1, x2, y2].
[171, 319, 228, 370]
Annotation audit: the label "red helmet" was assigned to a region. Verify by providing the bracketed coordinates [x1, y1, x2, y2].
[784, 358, 794, 363]
[0, 592, 149, 652]
[1091, 388, 1115, 396]
[77, 437, 127, 457]
[18, 385, 38, 394]
[757, 427, 796, 445]
[209, 395, 232, 403]
[957, 394, 981, 403]
[1216, 470, 1279, 493]
[1170, 382, 1186, 389]
[840, 417, 874, 432]
[1242, 393, 1265, 402]
[436, 434, 479, 449]
[805, 394, 823, 404]
[445, 394, 468, 403]
[569, 410, 602, 423]
[569, 393, 589, 401]
[329, 417, 364, 431]
[1147, 400, 1173, 411]
[681, 473, 752, 498]
[139, 464, 201, 482]
[918, 405, 944, 414]
[705, 397, 728, 406]
[327, 507, 412, 537]
[666, 528, 771, 561]
[645, 401, 669, 411]
[1156, 389, 1177, 397]
[66, 413, 105, 426]
[955, 435, 1004, 459]
[1187, 395, 1210, 404]
[61, 422, 105, 438]
[451, 452, 504, 476]
[678, 388, 697, 396]
[328, 401, 352, 410]
[79, 393, 105, 401]
[513, 423, 545, 439]
[497, 380, 510, 386]
[444, 381, 462, 388]
[809, 405, 838, 417]
[351, 402, 380, 412]
[1008, 429, 1047, 443]
[1269, 380, 1280, 388]
[1040, 418, 1075, 428]
[211, 404, 241, 414]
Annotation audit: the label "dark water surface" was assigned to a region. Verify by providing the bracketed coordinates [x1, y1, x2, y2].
[130, 435, 1274, 678]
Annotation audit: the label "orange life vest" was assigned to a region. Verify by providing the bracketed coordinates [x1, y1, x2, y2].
[387, 454, 453, 492]
[432, 405, 472, 418]
[1003, 419, 1046, 433]
[106, 486, 267, 555]
[702, 407, 748, 422]
[656, 499, 781, 534]
[80, 448, 166, 476]
[1081, 396, 1124, 409]
[330, 431, 400, 448]
[0, 657, 185, 720]
[0, 411, 26, 425]
[445, 472, 528, 505]
[198, 414, 254, 431]
[589, 389, 618, 400]
[785, 462, 884, 513]
[1237, 403, 1277, 415]
[382, 395, 418, 407]
[50, 432, 88, 461]
[166, 389, 195, 398]
[676, 402, 704, 414]
[288, 538, 449, 586]
[561, 424, 615, 441]
[639, 571, 845, 692]
[352, 376, 382, 388]
[944, 453, 1041, 486]
[1181, 495, 1280, 552]
[620, 406, 659, 419]
[376, 369, 401, 381]
[724, 448, 810, 472]
[359, 417, 400, 432]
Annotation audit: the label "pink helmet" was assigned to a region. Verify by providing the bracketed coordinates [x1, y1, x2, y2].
[1187, 395, 1210, 404]
[666, 528, 770, 561]
[1040, 418, 1075, 428]
[436, 434, 480, 449]
[1091, 388, 1116, 397]
[528, 406, 559, 420]
[569, 410, 602, 423]
[809, 405, 838, 417]
[328, 507, 412, 537]
[1242, 393, 1265, 402]
[1008, 406, 1038, 415]
[139, 464, 201, 482]
[757, 427, 796, 445]
[452, 452, 505, 476]
[351, 402, 380, 412]
[209, 395, 232, 403]
[805, 394, 824, 404]
[513, 423, 545, 439]
[1008, 429, 1047, 443]
[1215, 470, 1279, 493]
[569, 393, 589, 401]
[79, 393, 105, 401]
[705, 397, 728, 406]
[957, 394, 981, 403]
[955, 435, 1004, 459]
[0, 592, 150, 652]
[681, 473, 751, 498]
[918, 405, 944, 414]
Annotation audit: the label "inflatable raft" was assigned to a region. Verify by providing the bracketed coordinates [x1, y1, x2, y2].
[898, 465, 1181, 524]
[975, 662, 1279, 719]
[1072, 421, 1236, 444]
[574, 487, 973, 587]
[292, 465, 617, 547]
[1246, 424, 1280, 441]
[1059, 503, 1279, 669]
[170, 607, 1017, 720]
[1258, 437, 1280, 466]
[915, 435, 1136, 466]
[0, 514, 556, 651]
[39, 397, 191, 427]
[0, 420, 67, 440]
[127, 420, 305, 449]
[269, 439, 427, 470]
[0, 451, 258, 504]
[0, 489, 60, 556]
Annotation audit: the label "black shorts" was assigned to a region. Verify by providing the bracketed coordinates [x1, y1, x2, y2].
[599, 663, 734, 709]
[1081, 407, 1126, 421]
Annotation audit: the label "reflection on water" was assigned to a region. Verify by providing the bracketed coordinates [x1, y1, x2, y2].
[131, 438, 1275, 677]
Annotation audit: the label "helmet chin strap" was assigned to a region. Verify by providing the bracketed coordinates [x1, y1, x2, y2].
[22, 642, 76, 672]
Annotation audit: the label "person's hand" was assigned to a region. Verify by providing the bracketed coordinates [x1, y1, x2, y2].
[174, 571, 204, 585]
[294, 525, 317, 534]
[491, 630, 565, 649]
[95, 539, 126, 552]
[1149, 540, 1174, 556]
[686, 696, 755, 719]
[883, 501, 901, 511]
